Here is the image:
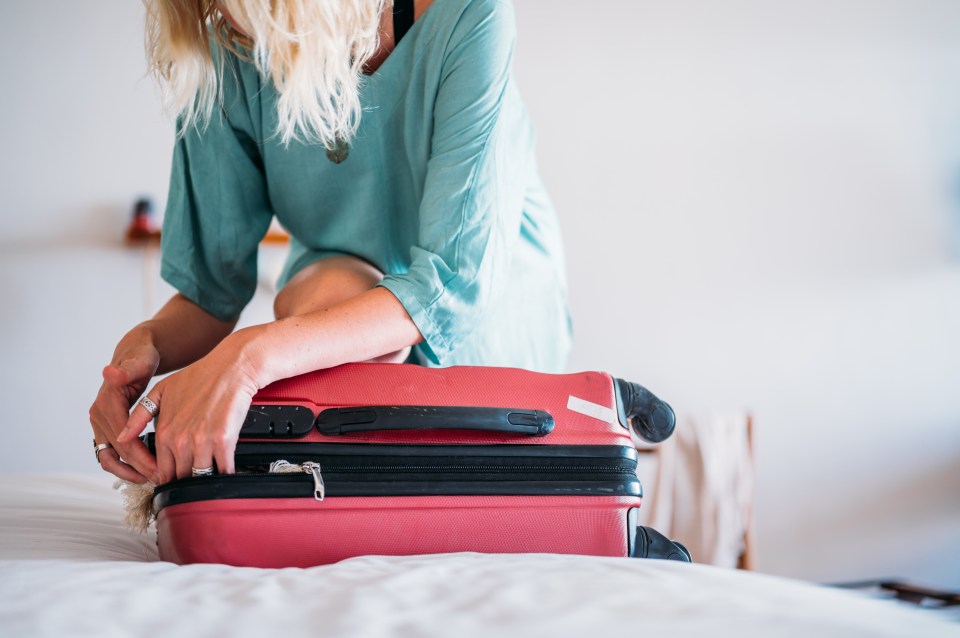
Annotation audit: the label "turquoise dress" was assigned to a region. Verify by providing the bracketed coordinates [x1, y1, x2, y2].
[160, 0, 572, 371]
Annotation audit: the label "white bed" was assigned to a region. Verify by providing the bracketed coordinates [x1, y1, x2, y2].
[1, 475, 956, 638]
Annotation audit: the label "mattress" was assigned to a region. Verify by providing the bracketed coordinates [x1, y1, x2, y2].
[0, 475, 955, 638]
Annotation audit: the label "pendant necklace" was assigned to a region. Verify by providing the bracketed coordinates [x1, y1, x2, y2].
[326, 137, 349, 164]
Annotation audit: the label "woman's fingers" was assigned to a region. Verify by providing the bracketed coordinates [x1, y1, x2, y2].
[92, 424, 151, 483]
[154, 426, 241, 481]
[113, 438, 162, 482]
[117, 393, 159, 443]
[111, 387, 164, 480]
[91, 351, 163, 482]
[102, 362, 137, 390]
[101, 349, 159, 393]
[190, 441, 216, 478]
[155, 442, 178, 485]
[89, 387, 161, 483]
[168, 420, 221, 479]
[174, 450, 195, 481]
[155, 421, 235, 481]
[98, 447, 151, 484]
[213, 436, 236, 475]
[105, 400, 160, 481]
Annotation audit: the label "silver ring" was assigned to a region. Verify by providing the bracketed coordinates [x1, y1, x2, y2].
[94, 442, 113, 464]
[139, 396, 159, 418]
[191, 466, 215, 477]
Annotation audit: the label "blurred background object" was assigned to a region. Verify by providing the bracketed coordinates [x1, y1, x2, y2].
[637, 412, 756, 570]
[124, 197, 160, 245]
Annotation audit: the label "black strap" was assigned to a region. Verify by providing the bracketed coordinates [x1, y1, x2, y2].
[393, 0, 415, 45]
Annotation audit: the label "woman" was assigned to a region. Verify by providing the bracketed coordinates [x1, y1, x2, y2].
[89, 0, 571, 485]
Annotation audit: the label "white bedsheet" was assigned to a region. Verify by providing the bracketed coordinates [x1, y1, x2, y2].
[1, 475, 956, 638]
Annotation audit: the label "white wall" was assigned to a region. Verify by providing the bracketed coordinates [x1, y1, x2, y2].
[512, 0, 960, 587]
[2, 1, 958, 588]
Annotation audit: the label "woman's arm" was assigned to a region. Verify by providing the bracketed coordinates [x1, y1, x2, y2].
[137, 293, 238, 374]
[116, 287, 422, 482]
[239, 287, 423, 385]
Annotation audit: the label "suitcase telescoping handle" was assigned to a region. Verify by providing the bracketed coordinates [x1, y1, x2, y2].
[317, 406, 555, 437]
[613, 379, 676, 443]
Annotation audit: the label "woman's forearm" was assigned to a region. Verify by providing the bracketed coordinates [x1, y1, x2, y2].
[119, 293, 238, 375]
[233, 286, 423, 387]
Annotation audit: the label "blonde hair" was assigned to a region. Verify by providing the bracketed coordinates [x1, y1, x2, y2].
[144, 0, 386, 148]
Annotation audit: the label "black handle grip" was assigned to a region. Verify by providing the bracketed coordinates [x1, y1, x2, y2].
[240, 405, 316, 438]
[316, 406, 554, 437]
[613, 379, 676, 443]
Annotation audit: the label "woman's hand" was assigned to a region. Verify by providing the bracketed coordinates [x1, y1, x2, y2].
[89, 295, 239, 483]
[89, 341, 162, 484]
[103, 284, 420, 484]
[117, 334, 261, 483]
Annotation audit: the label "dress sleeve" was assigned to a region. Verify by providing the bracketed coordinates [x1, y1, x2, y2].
[160, 51, 273, 322]
[378, 0, 527, 365]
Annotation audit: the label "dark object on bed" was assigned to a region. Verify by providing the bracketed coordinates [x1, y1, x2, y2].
[149, 363, 689, 567]
[833, 580, 960, 607]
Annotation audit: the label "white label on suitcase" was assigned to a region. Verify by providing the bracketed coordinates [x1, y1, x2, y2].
[566, 396, 617, 423]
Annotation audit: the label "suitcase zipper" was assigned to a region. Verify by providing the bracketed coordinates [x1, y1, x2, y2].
[253, 458, 635, 478]
[153, 467, 642, 509]
[234, 450, 638, 478]
[253, 461, 635, 475]
[269, 460, 325, 501]
[152, 449, 642, 510]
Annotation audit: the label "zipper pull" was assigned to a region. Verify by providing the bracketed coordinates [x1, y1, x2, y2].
[301, 461, 325, 501]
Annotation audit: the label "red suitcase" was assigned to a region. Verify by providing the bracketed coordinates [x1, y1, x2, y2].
[151, 363, 689, 567]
